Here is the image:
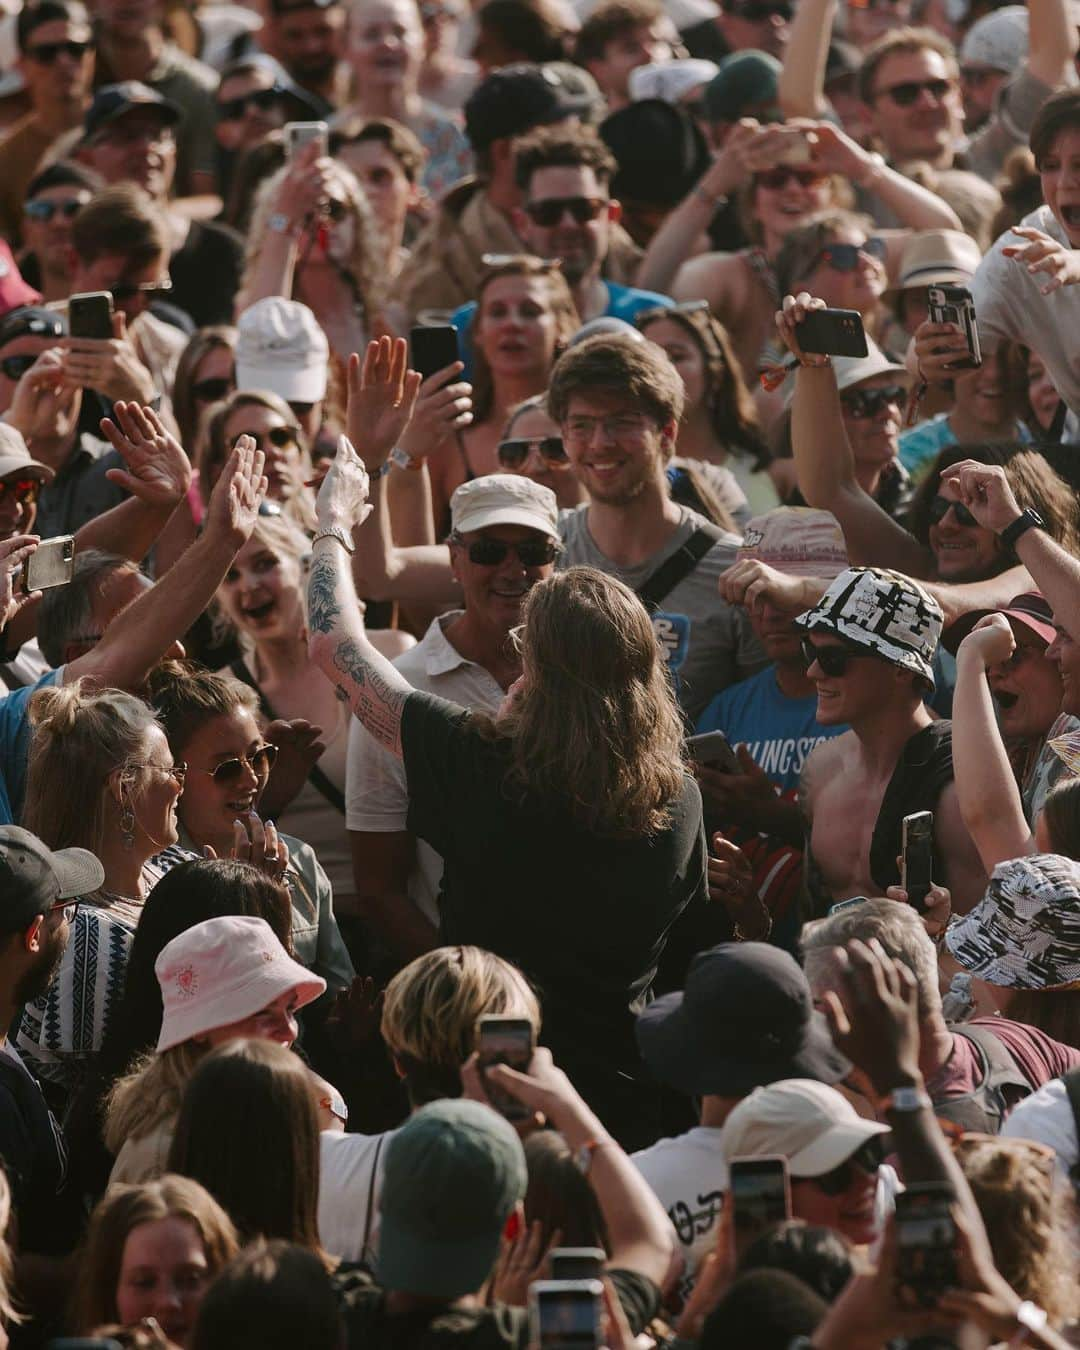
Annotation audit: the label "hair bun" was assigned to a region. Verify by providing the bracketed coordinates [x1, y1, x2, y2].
[28, 681, 85, 735]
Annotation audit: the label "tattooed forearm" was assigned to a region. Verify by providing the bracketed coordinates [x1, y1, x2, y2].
[331, 637, 406, 752]
[308, 555, 343, 634]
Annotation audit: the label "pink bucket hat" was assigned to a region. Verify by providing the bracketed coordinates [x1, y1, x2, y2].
[155, 915, 326, 1052]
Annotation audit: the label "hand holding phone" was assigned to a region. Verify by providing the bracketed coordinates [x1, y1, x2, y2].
[409, 325, 460, 383]
[926, 285, 981, 369]
[284, 120, 329, 160]
[685, 730, 740, 773]
[68, 292, 114, 340]
[729, 1156, 791, 1241]
[894, 1183, 957, 1306]
[20, 535, 75, 595]
[529, 1279, 604, 1350]
[900, 811, 933, 915]
[476, 1015, 535, 1122]
[797, 307, 869, 358]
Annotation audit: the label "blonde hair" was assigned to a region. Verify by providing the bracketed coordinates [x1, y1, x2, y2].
[381, 946, 540, 1106]
[491, 567, 687, 837]
[104, 1042, 208, 1154]
[23, 682, 161, 856]
[217, 513, 312, 653]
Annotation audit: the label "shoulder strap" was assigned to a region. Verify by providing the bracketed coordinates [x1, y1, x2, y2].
[636, 524, 724, 614]
[361, 1133, 387, 1267]
[951, 1024, 1030, 1093]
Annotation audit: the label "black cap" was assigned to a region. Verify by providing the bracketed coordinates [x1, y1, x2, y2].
[599, 99, 710, 207]
[635, 942, 851, 1097]
[465, 63, 594, 152]
[0, 826, 104, 930]
[0, 306, 65, 351]
[83, 81, 183, 142]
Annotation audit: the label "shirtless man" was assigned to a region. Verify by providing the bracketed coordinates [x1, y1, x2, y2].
[795, 566, 986, 915]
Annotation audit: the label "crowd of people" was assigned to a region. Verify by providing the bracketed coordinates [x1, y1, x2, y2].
[0, 0, 1076, 1342]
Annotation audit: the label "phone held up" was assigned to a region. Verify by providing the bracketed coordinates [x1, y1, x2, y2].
[529, 1279, 604, 1350]
[19, 536, 75, 596]
[284, 120, 329, 160]
[797, 307, 869, 359]
[894, 1182, 958, 1305]
[476, 1014, 534, 1122]
[927, 285, 981, 369]
[67, 291, 114, 341]
[728, 1155, 791, 1241]
[901, 811, 934, 915]
[409, 325, 459, 384]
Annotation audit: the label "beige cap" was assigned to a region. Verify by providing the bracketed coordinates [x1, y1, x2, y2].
[450, 473, 560, 538]
[832, 337, 909, 394]
[898, 230, 982, 291]
[0, 424, 52, 483]
[737, 507, 848, 579]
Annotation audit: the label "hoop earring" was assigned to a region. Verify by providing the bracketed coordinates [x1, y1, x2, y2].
[119, 793, 136, 851]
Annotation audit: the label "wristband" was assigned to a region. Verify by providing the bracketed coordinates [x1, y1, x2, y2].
[879, 1085, 931, 1114]
[312, 524, 354, 554]
[574, 1137, 616, 1175]
[373, 447, 417, 478]
[695, 181, 727, 208]
[1008, 1301, 1048, 1347]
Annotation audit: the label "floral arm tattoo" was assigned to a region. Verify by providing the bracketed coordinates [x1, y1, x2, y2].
[307, 543, 412, 757]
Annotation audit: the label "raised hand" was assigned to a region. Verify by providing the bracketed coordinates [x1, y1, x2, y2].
[258, 718, 326, 819]
[0, 534, 39, 629]
[957, 612, 1016, 669]
[315, 433, 373, 532]
[489, 1220, 561, 1308]
[60, 309, 156, 404]
[775, 291, 831, 367]
[718, 557, 820, 616]
[101, 400, 192, 507]
[1002, 226, 1080, 295]
[4, 348, 77, 444]
[204, 433, 267, 548]
[912, 316, 971, 383]
[820, 939, 922, 1100]
[398, 360, 473, 460]
[345, 337, 422, 469]
[936, 458, 1022, 533]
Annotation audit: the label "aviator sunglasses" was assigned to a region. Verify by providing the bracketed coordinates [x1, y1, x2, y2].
[497, 436, 568, 469]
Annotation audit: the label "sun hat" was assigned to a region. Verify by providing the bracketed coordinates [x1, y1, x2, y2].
[636, 943, 851, 1098]
[235, 298, 329, 405]
[942, 591, 1055, 656]
[960, 5, 1027, 72]
[155, 915, 326, 1052]
[378, 1098, 527, 1297]
[0, 825, 103, 930]
[0, 425, 53, 484]
[794, 566, 943, 686]
[450, 473, 559, 539]
[629, 59, 719, 105]
[737, 507, 848, 579]
[897, 230, 983, 291]
[944, 853, 1080, 991]
[719, 1078, 890, 1177]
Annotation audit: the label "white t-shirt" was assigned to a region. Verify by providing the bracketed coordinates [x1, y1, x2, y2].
[632, 1127, 727, 1302]
[318, 1129, 394, 1263]
[1001, 1077, 1078, 1184]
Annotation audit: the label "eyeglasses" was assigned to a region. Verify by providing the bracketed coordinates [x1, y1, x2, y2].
[217, 85, 285, 121]
[839, 384, 905, 419]
[128, 760, 188, 785]
[452, 535, 561, 567]
[25, 38, 92, 63]
[522, 196, 607, 228]
[810, 237, 887, 274]
[192, 376, 234, 403]
[927, 495, 978, 527]
[49, 898, 80, 923]
[563, 412, 654, 445]
[110, 279, 173, 304]
[497, 436, 568, 469]
[193, 744, 278, 786]
[812, 1137, 887, 1196]
[755, 165, 829, 190]
[0, 477, 41, 506]
[876, 77, 953, 106]
[240, 426, 299, 452]
[24, 197, 85, 223]
[801, 637, 882, 676]
[0, 354, 40, 382]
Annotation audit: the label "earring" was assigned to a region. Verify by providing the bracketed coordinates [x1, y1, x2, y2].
[119, 794, 136, 851]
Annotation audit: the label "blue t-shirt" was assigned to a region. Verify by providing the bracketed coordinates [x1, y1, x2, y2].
[695, 666, 846, 796]
[0, 669, 61, 824]
[899, 413, 1032, 483]
[449, 282, 674, 381]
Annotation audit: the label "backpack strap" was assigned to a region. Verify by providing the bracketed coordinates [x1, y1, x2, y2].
[939, 1024, 1032, 1134]
[636, 524, 724, 614]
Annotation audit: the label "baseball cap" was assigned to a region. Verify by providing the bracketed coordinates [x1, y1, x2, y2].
[737, 507, 848, 579]
[720, 1079, 890, 1177]
[0, 423, 53, 483]
[636, 943, 851, 1098]
[0, 825, 104, 930]
[897, 230, 982, 291]
[235, 298, 329, 405]
[702, 50, 781, 124]
[83, 82, 182, 142]
[794, 566, 943, 687]
[832, 337, 908, 395]
[155, 915, 326, 1052]
[942, 591, 1056, 655]
[0, 305, 65, 351]
[0, 244, 41, 317]
[450, 473, 559, 538]
[629, 59, 719, 105]
[945, 853, 1080, 991]
[600, 99, 710, 207]
[465, 63, 594, 153]
[378, 1099, 527, 1297]
[960, 5, 1027, 71]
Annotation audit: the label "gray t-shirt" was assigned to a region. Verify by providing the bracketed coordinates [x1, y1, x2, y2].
[558, 505, 767, 721]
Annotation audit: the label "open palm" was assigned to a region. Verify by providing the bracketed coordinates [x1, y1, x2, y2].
[345, 337, 422, 466]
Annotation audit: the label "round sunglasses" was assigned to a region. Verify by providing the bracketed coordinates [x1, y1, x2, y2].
[497, 436, 568, 470]
[451, 535, 561, 568]
[192, 744, 278, 787]
[217, 85, 286, 122]
[238, 426, 299, 452]
[927, 495, 978, 527]
[877, 77, 953, 107]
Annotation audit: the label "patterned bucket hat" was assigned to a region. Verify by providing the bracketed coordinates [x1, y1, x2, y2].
[794, 567, 943, 686]
[944, 853, 1080, 990]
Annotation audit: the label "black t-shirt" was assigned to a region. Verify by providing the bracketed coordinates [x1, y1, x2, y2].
[337, 1267, 659, 1350]
[0, 1046, 78, 1256]
[401, 693, 708, 1072]
[169, 219, 245, 327]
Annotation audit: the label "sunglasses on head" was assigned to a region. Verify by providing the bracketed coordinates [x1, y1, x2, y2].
[26, 37, 92, 62]
[756, 165, 828, 190]
[195, 743, 278, 786]
[878, 77, 952, 106]
[454, 535, 561, 567]
[218, 85, 285, 121]
[801, 636, 880, 676]
[812, 1136, 887, 1196]
[0, 477, 40, 505]
[811, 237, 887, 274]
[24, 197, 84, 223]
[110, 279, 173, 303]
[522, 196, 606, 228]
[0, 354, 39, 382]
[497, 436, 568, 469]
[928, 495, 978, 527]
[839, 384, 905, 419]
[192, 376, 234, 403]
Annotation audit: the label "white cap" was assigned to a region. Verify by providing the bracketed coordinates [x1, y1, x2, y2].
[235, 298, 329, 405]
[629, 59, 719, 105]
[0, 425, 52, 483]
[960, 5, 1028, 70]
[832, 336, 909, 394]
[450, 473, 560, 538]
[720, 1078, 890, 1177]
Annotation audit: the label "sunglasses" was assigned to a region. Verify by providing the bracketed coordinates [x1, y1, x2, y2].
[811, 237, 887, 274]
[801, 637, 881, 676]
[756, 166, 828, 190]
[24, 197, 84, 222]
[927, 495, 978, 527]
[194, 744, 278, 786]
[522, 196, 607, 228]
[839, 384, 905, 419]
[877, 77, 953, 106]
[0, 477, 40, 505]
[497, 436, 568, 469]
[49, 898, 80, 924]
[192, 376, 234, 403]
[26, 38, 92, 62]
[218, 85, 285, 121]
[453, 535, 561, 567]
[0, 354, 39, 382]
[240, 426, 299, 451]
[727, 0, 792, 17]
[110, 279, 173, 303]
[812, 1137, 887, 1196]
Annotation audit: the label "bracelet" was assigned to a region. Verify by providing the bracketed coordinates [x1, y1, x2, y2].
[733, 898, 773, 943]
[1008, 1301, 1048, 1347]
[312, 524, 354, 554]
[695, 181, 727, 208]
[574, 1137, 617, 1175]
[373, 447, 417, 478]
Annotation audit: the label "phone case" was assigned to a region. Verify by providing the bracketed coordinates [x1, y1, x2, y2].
[409, 326, 459, 381]
[798, 308, 868, 358]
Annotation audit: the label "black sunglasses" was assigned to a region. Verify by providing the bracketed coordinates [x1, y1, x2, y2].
[26, 38, 92, 63]
[24, 197, 84, 222]
[812, 1137, 887, 1196]
[218, 85, 285, 121]
[756, 165, 829, 190]
[811, 237, 887, 274]
[0, 354, 39, 382]
[878, 77, 952, 106]
[192, 376, 234, 403]
[194, 743, 278, 786]
[0, 477, 41, 505]
[728, 0, 792, 17]
[801, 637, 882, 677]
[110, 279, 173, 303]
[497, 436, 568, 469]
[454, 535, 561, 567]
[840, 384, 905, 419]
[523, 196, 606, 228]
[927, 495, 978, 527]
[240, 425, 299, 451]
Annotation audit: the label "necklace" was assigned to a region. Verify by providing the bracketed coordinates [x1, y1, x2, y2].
[96, 885, 146, 906]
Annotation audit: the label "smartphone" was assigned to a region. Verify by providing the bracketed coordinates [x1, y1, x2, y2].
[894, 1183, 957, 1306]
[529, 1279, 604, 1350]
[901, 810, 934, 915]
[774, 130, 812, 165]
[828, 895, 871, 915]
[728, 1155, 791, 1239]
[550, 1248, 605, 1281]
[476, 1014, 534, 1122]
[798, 307, 868, 359]
[67, 291, 113, 340]
[284, 119, 328, 159]
[927, 284, 981, 369]
[22, 535, 75, 595]
[685, 729, 740, 773]
[409, 324, 459, 383]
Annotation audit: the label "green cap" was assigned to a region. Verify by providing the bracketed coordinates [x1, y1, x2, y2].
[377, 1099, 528, 1297]
[703, 50, 782, 124]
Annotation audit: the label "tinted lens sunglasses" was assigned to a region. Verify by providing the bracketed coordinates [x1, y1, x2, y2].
[497, 436, 568, 469]
[812, 1137, 887, 1196]
[756, 166, 828, 190]
[455, 536, 561, 567]
[728, 0, 792, 17]
[194, 743, 278, 786]
[26, 38, 92, 62]
[24, 197, 84, 222]
[110, 279, 173, 303]
[928, 495, 978, 527]
[801, 637, 880, 676]
[218, 86, 284, 121]
[812, 237, 887, 273]
[840, 384, 905, 419]
[192, 376, 234, 403]
[523, 196, 606, 228]
[0, 354, 39, 381]
[240, 426, 299, 451]
[879, 77, 952, 106]
[0, 477, 41, 505]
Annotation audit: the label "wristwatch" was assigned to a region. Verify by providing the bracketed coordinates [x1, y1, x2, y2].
[879, 1085, 932, 1113]
[267, 212, 294, 235]
[998, 507, 1044, 550]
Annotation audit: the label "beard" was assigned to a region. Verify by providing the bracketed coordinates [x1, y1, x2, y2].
[15, 926, 67, 1005]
